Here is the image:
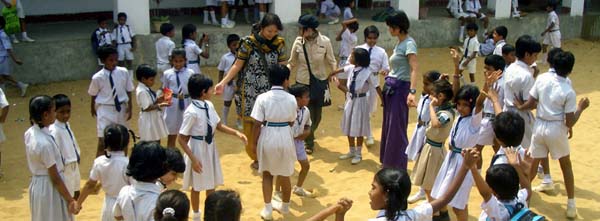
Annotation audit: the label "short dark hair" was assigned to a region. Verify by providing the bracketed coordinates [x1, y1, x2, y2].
[204, 190, 242, 221]
[268, 64, 290, 86]
[52, 94, 71, 110]
[486, 164, 520, 201]
[154, 190, 190, 221]
[347, 21, 359, 32]
[29, 95, 54, 128]
[494, 26, 508, 40]
[97, 16, 109, 24]
[165, 148, 185, 173]
[288, 84, 310, 98]
[433, 79, 453, 102]
[103, 124, 130, 153]
[493, 112, 524, 147]
[135, 64, 158, 81]
[385, 10, 410, 34]
[466, 22, 479, 31]
[117, 12, 128, 19]
[484, 55, 506, 71]
[127, 141, 168, 182]
[160, 23, 175, 35]
[553, 51, 575, 77]
[226, 34, 241, 46]
[501, 44, 515, 55]
[423, 70, 441, 83]
[375, 168, 411, 220]
[171, 48, 186, 60]
[363, 25, 380, 39]
[454, 85, 480, 111]
[353, 48, 370, 67]
[0, 16, 5, 29]
[97, 46, 118, 61]
[260, 13, 283, 31]
[547, 0, 558, 11]
[181, 24, 197, 43]
[188, 74, 214, 99]
[515, 35, 542, 59]
[341, 0, 354, 7]
[547, 47, 563, 66]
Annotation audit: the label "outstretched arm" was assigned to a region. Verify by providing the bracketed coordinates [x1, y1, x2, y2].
[566, 97, 590, 128]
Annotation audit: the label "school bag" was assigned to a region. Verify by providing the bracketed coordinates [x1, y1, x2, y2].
[489, 202, 545, 221]
[1, 5, 20, 35]
[479, 37, 495, 56]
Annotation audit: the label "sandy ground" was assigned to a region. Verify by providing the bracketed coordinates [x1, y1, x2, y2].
[0, 39, 599, 220]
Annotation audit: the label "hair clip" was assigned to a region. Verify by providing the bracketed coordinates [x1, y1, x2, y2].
[162, 207, 175, 216]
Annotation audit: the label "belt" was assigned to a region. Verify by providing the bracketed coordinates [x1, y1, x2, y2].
[549, 29, 560, 33]
[191, 135, 207, 141]
[188, 60, 199, 64]
[340, 56, 348, 60]
[99, 102, 126, 106]
[450, 145, 462, 153]
[372, 72, 379, 76]
[172, 94, 190, 99]
[350, 93, 367, 99]
[426, 138, 444, 148]
[264, 122, 289, 127]
[117, 42, 132, 45]
[483, 112, 495, 119]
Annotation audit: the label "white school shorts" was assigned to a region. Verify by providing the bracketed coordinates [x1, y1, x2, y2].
[543, 31, 561, 48]
[476, 116, 495, 146]
[0, 57, 11, 76]
[117, 43, 134, 61]
[63, 162, 81, 196]
[223, 83, 235, 102]
[96, 103, 129, 137]
[459, 58, 477, 74]
[530, 119, 570, 160]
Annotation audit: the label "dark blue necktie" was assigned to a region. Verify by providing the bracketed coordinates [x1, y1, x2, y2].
[65, 123, 80, 164]
[418, 95, 429, 123]
[368, 47, 373, 55]
[176, 71, 185, 110]
[464, 37, 471, 58]
[148, 88, 157, 102]
[194, 101, 213, 144]
[350, 68, 361, 94]
[108, 70, 122, 112]
[120, 26, 125, 43]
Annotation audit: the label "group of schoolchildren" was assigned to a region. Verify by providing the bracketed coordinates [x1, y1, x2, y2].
[15, 0, 590, 220]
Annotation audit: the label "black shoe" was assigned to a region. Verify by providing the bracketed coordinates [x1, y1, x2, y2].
[432, 211, 450, 221]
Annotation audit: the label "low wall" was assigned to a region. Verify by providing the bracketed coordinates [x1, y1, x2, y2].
[13, 13, 582, 84]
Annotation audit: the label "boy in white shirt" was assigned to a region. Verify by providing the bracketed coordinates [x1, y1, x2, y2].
[459, 23, 480, 83]
[217, 34, 240, 127]
[341, 0, 357, 24]
[88, 46, 134, 157]
[446, 0, 467, 42]
[540, 1, 561, 64]
[49, 94, 81, 200]
[464, 0, 489, 36]
[492, 26, 507, 56]
[155, 23, 175, 79]
[514, 51, 589, 219]
[112, 12, 136, 76]
[93, 16, 112, 69]
[335, 21, 358, 69]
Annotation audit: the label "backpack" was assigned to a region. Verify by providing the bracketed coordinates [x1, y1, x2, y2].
[503, 202, 545, 221]
[91, 28, 100, 55]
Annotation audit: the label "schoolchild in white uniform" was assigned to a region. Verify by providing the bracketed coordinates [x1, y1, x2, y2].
[474, 55, 505, 169]
[112, 12, 136, 76]
[334, 48, 382, 165]
[161, 48, 195, 148]
[541, 2, 561, 64]
[88, 46, 134, 157]
[336, 21, 358, 69]
[308, 152, 478, 221]
[406, 71, 439, 162]
[250, 64, 297, 220]
[178, 74, 247, 221]
[459, 23, 480, 83]
[447, 0, 468, 42]
[0, 16, 28, 97]
[77, 124, 133, 221]
[341, 0, 356, 22]
[135, 65, 169, 142]
[113, 141, 168, 221]
[346, 26, 390, 146]
[408, 75, 453, 205]
[0, 88, 8, 177]
[502, 35, 540, 150]
[492, 26, 507, 56]
[218, 34, 241, 126]
[93, 17, 113, 68]
[155, 23, 176, 79]
[514, 51, 589, 219]
[182, 24, 209, 75]
[25, 95, 78, 221]
[319, 0, 341, 24]
[464, 0, 489, 35]
[49, 94, 81, 199]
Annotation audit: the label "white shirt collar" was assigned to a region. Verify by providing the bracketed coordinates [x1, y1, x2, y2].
[53, 120, 68, 129]
[133, 181, 162, 194]
[271, 86, 284, 90]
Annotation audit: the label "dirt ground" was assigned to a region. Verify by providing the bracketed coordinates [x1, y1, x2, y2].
[0, 39, 599, 220]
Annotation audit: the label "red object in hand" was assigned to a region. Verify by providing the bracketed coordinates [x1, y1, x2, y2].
[163, 87, 173, 105]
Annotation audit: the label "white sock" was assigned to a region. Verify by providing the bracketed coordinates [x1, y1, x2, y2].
[259, 11, 266, 21]
[222, 105, 230, 125]
[543, 174, 552, 184]
[567, 198, 576, 207]
[355, 146, 362, 156]
[349, 146, 355, 154]
[459, 26, 465, 40]
[281, 202, 290, 213]
[264, 203, 273, 211]
[192, 211, 201, 221]
[203, 10, 210, 23]
[221, 16, 229, 25]
[210, 11, 218, 23]
[418, 187, 425, 195]
[21, 32, 28, 38]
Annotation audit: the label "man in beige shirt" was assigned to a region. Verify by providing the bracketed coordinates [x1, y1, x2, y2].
[288, 14, 337, 153]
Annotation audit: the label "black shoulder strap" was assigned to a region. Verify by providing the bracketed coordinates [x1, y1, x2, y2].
[301, 40, 315, 80]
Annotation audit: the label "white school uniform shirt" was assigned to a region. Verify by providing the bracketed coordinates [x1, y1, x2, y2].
[112, 24, 135, 44]
[24, 125, 65, 175]
[89, 151, 132, 197]
[251, 86, 297, 123]
[462, 35, 480, 59]
[493, 40, 506, 56]
[179, 99, 220, 137]
[369, 203, 433, 221]
[450, 109, 483, 149]
[217, 51, 236, 74]
[483, 76, 505, 114]
[491, 145, 526, 165]
[343, 7, 354, 20]
[88, 67, 135, 105]
[113, 181, 161, 221]
[155, 36, 175, 65]
[503, 60, 535, 108]
[293, 106, 312, 138]
[49, 120, 81, 164]
[529, 70, 577, 121]
[350, 44, 391, 74]
[547, 11, 560, 32]
[161, 67, 194, 97]
[0, 29, 11, 57]
[345, 65, 376, 93]
[96, 27, 113, 47]
[465, 0, 481, 13]
[320, 0, 338, 14]
[184, 39, 203, 61]
[478, 189, 529, 221]
[339, 29, 357, 59]
[447, 0, 464, 13]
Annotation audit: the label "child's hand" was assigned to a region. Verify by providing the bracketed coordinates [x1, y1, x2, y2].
[578, 97, 590, 112]
[68, 200, 80, 215]
[513, 93, 525, 109]
[156, 94, 165, 103]
[158, 102, 170, 108]
[503, 147, 521, 167]
[191, 158, 203, 173]
[91, 108, 97, 118]
[237, 131, 248, 145]
[462, 148, 480, 169]
[568, 127, 573, 139]
[429, 96, 440, 107]
[450, 48, 461, 66]
[335, 198, 353, 216]
[485, 70, 502, 86]
[14, 59, 23, 65]
[440, 73, 450, 81]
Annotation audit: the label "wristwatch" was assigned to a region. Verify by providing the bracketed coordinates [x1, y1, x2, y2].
[409, 88, 417, 94]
